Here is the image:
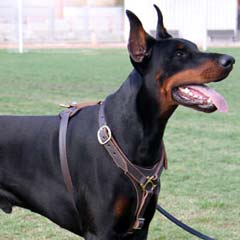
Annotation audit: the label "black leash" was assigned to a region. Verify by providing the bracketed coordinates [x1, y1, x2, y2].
[156, 204, 216, 240]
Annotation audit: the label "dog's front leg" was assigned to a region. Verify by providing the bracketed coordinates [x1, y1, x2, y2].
[122, 226, 149, 240]
[84, 225, 150, 240]
[84, 232, 122, 240]
[84, 232, 98, 240]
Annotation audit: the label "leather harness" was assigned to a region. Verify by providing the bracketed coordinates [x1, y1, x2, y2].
[58, 101, 167, 233]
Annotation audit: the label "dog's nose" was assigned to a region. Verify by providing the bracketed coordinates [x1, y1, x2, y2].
[218, 55, 235, 68]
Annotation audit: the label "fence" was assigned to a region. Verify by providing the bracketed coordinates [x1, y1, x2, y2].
[0, 0, 239, 52]
[0, 1, 124, 51]
[125, 0, 238, 49]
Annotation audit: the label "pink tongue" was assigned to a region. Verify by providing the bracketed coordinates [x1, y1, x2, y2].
[188, 85, 228, 112]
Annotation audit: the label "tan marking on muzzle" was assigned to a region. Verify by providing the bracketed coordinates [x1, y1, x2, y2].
[157, 60, 227, 115]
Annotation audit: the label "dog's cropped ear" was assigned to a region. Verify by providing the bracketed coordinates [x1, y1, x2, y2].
[126, 10, 155, 63]
[154, 4, 172, 39]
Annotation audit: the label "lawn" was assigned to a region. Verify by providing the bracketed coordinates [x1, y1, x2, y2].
[0, 48, 239, 240]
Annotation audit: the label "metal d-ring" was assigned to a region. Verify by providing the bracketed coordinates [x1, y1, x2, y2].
[97, 125, 112, 145]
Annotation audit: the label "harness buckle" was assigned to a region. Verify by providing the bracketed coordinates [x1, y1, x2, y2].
[97, 125, 112, 145]
[140, 176, 157, 192]
[59, 101, 78, 109]
[133, 218, 145, 230]
[59, 103, 71, 108]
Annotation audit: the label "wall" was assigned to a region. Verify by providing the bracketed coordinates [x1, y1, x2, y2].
[124, 0, 238, 46]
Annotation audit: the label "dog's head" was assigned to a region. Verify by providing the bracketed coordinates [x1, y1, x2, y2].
[126, 5, 235, 114]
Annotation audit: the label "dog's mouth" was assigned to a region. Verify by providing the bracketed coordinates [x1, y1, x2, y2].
[172, 84, 228, 113]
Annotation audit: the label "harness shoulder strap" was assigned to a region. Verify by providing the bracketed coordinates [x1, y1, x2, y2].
[59, 101, 100, 193]
[59, 109, 75, 193]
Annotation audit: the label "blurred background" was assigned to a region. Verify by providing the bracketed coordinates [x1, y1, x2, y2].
[0, 1, 239, 240]
[0, 0, 239, 52]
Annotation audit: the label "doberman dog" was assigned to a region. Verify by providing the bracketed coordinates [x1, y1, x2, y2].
[0, 5, 234, 240]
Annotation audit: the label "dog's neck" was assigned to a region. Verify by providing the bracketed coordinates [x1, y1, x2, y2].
[104, 69, 177, 167]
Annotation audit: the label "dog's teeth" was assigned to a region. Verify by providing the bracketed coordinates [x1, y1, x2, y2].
[199, 96, 203, 100]
[179, 87, 190, 94]
[207, 98, 212, 103]
[179, 87, 186, 92]
[189, 92, 193, 96]
[184, 88, 190, 93]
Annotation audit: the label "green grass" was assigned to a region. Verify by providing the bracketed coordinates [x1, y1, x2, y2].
[0, 48, 239, 240]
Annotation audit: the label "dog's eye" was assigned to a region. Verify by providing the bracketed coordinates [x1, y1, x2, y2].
[175, 50, 185, 57]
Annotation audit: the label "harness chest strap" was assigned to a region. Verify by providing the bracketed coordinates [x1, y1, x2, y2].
[98, 101, 168, 232]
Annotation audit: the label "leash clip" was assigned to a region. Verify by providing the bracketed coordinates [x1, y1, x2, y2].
[97, 125, 112, 145]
